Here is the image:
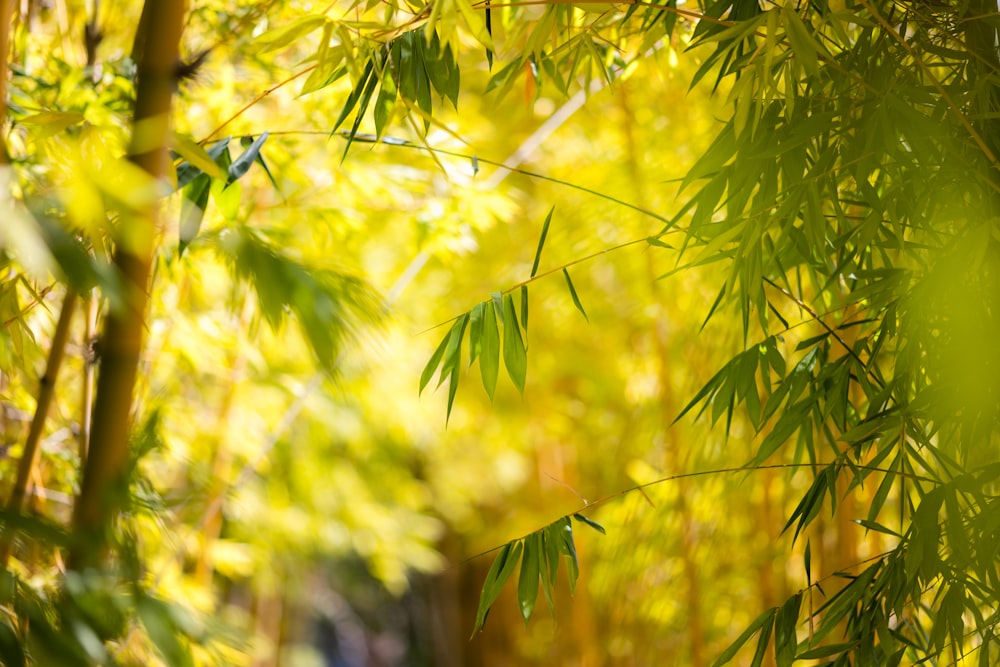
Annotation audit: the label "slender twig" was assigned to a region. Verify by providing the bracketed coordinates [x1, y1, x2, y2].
[0, 290, 77, 568]
[460, 461, 938, 565]
[201, 65, 316, 142]
[78, 291, 99, 466]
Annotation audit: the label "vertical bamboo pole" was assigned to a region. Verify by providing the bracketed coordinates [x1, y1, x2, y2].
[69, 0, 186, 571]
[0, 0, 15, 165]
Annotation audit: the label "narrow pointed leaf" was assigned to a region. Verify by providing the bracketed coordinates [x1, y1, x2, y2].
[473, 540, 524, 635]
[530, 207, 554, 277]
[420, 327, 452, 394]
[563, 269, 589, 321]
[227, 132, 269, 184]
[712, 607, 776, 667]
[480, 301, 500, 399]
[573, 513, 606, 535]
[469, 301, 484, 365]
[502, 293, 527, 393]
[517, 533, 540, 623]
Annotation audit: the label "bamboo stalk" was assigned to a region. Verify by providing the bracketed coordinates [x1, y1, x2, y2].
[0, 0, 14, 165]
[78, 290, 98, 466]
[69, 0, 186, 571]
[0, 290, 77, 568]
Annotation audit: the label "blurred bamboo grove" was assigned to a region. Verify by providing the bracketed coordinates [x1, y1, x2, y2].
[0, 0, 998, 665]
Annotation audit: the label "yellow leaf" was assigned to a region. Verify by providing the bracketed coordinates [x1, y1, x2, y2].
[171, 133, 226, 181]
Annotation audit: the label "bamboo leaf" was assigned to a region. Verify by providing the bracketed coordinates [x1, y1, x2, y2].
[531, 207, 554, 278]
[420, 327, 452, 394]
[558, 518, 579, 594]
[563, 269, 589, 321]
[179, 173, 212, 253]
[517, 534, 540, 623]
[572, 513, 606, 535]
[227, 132, 269, 184]
[473, 540, 524, 635]
[502, 293, 527, 393]
[712, 607, 776, 666]
[469, 301, 484, 365]
[480, 301, 500, 399]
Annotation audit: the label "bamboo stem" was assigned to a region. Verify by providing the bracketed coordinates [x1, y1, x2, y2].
[69, 0, 186, 571]
[0, 290, 77, 568]
[0, 0, 14, 165]
[78, 290, 99, 466]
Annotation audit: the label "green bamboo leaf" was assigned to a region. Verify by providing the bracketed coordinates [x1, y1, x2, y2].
[563, 269, 589, 321]
[531, 207, 554, 277]
[438, 313, 469, 388]
[712, 607, 777, 666]
[773, 592, 801, 667]
[374, 66, 398, 139]
[572, 513, 606, 535]
[750, 614, 775, 667]
[469, 301, 484, 365]
[555, 517, 579, 594]
[517, 534, 540, 623]
[782, 6, 819, 75]
[446, 367, 460, 423]
[179, 173, 211, 254]
[543, 524, 561, 594]
[472, 540, 524, 635]
[332, 59, 374, 134]
[502, 294, 527, 393]
[538, 531, 556, 613]
[797, 642, 859, 660]
[227, 132, 269, 184]
[480, 301, 500, 399]
[420, 327, 452, 394]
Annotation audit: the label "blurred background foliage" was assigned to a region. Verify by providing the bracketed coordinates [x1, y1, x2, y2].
[0, 0, 985, 665]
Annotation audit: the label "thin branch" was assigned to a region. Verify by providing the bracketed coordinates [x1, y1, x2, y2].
[0, 289, 77, 568]
[460, 461, 939, 565]
[201, 65, 317, 143]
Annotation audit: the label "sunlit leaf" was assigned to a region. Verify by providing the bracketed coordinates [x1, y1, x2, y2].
[502, 293, 527, 393]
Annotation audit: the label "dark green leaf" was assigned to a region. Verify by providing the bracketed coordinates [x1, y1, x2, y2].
[558, 518, 579, 594]
[773, 592, 801, 667]
[572, 513, 606, 535]
[179, 173, 211, 254]
[473, 540, 523, 635]
[563, 269, 588, 322]
[712, 607, 776, 666]
[531, 207, 554, 277]
[419, 327, 451, 394]
[333, 59, 374, 133]
[517, 534, 540, 624]
[750, 612, 774, 667]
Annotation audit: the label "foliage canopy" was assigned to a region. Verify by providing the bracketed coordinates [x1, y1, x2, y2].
[0, 0, 999, 664]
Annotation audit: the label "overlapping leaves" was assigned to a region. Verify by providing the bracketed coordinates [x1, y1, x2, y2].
[472, 513, 605, 634]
